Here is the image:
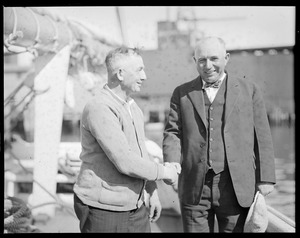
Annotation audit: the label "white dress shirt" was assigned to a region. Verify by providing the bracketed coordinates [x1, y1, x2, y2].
[202, 73, 227, 103]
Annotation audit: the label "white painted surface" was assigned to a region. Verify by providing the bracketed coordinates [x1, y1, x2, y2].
[30, 45, 71, 217]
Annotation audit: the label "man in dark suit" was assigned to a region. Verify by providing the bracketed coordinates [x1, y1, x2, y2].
[162, 36, 276, 232]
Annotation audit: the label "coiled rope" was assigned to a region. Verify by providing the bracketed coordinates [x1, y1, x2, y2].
[4, 196, 40, 233]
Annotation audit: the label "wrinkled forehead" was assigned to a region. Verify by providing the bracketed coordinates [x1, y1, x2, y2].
[194, 38, 226, 57]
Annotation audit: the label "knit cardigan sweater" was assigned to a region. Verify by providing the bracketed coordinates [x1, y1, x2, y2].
[73, 87, 165, 211]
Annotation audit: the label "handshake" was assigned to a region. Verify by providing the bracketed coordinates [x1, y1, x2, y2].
[162, 162, 181, 186]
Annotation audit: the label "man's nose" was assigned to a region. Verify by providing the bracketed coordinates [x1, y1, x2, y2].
[141, 71, 147, 80]
[206, 59, 213, 68]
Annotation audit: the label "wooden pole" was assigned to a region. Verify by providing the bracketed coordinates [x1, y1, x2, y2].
[28, 45, 71, 217]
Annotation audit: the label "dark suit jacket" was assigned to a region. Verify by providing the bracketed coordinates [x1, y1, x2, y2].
[163, 74, 276, 207]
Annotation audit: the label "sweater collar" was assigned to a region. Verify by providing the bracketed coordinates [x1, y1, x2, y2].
[103, 84, 134, 106]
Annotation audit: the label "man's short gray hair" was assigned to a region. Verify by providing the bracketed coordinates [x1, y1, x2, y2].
[105, 46, 141, 74]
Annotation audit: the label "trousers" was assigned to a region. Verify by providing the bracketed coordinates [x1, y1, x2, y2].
[73, 194, 151, 232]
[180, 168, 249, 232]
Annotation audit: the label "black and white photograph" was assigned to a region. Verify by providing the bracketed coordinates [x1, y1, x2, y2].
[3, 6, 295, 233]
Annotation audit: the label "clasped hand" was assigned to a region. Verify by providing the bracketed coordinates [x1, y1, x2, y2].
[163, 162, 181, 186]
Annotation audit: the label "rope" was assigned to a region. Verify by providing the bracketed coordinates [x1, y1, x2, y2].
[7, 148, 77, 218]
[26, 7, 41, 45]
[4, 196, 40, 233]
[4, 86, 50, 120]
[4, 7, 27, 54]
[4, 69, 34, 106]
[25, 7, 41, 57]
[12, 7, 18, 37]
[45, 15, 59, 53]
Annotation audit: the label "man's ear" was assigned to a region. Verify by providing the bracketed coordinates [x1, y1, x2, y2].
[116, 68, 124, 81]
[225, 53, 230, 62]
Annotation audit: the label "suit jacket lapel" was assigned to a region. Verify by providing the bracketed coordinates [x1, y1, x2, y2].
[188, 77, 207, 128]
[224, 75, 240, 124]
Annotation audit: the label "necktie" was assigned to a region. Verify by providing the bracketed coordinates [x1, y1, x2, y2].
[204, 79, 222, 89]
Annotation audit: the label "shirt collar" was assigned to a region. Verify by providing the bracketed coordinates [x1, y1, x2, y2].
[104, 84, 134, 106]
[202, 72, 227, 89]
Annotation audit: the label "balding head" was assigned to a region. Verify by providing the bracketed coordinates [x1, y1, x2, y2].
[194, 37, 227, 57]
[193, 36, 230, 83]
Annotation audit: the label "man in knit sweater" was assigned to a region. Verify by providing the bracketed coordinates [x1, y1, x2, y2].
[73, 47, 180, 232]
[163, 37, 276, 232]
